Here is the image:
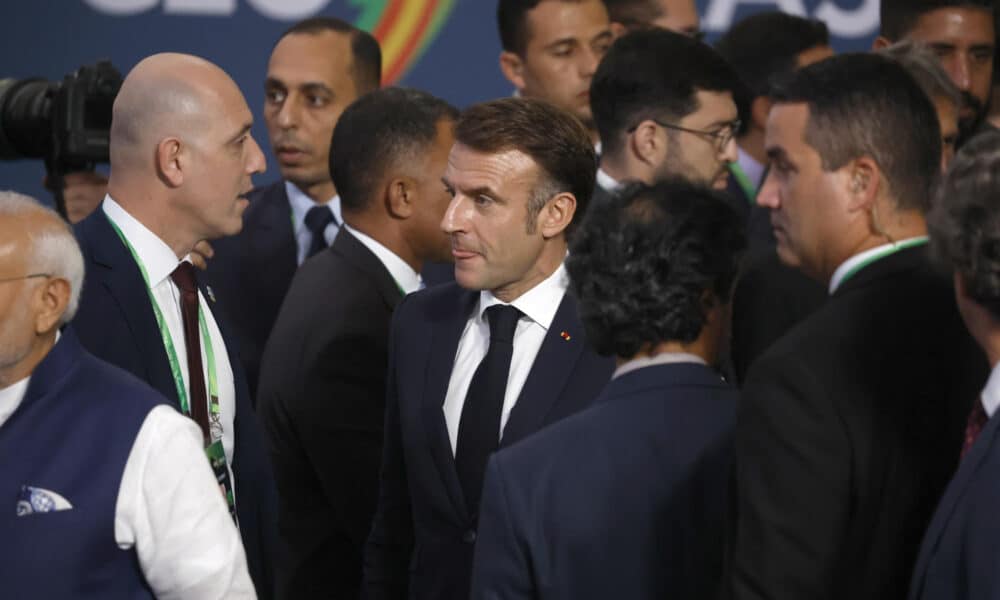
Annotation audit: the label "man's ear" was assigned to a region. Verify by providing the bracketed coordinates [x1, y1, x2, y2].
[156, 137, 185, 188]
[871, 36, 892, 50]
[751, 96, 772, 131]
[845, 157, 880, 213]
[629, 120, 665, 166]
[499, 51, 526, 91]
[609, 21, 626, 38]
[33, 277, 70, 334]
[386, 176, 415, 219]
[538, 192, 576, 238]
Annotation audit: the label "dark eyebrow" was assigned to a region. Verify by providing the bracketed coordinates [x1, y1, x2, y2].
[299, 82, 334, 96]
[227, 123, 252, 145]
[766, 146, 788, 162]
[441, 177, 505, 203]
[590, 30, 613, 44]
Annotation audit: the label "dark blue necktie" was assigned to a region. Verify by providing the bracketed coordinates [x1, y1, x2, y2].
[455, 304, 523, 512]
[304, 205, 335, 258]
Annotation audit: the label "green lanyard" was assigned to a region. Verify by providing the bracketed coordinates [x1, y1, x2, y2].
[728, 161, 757, 204]
[838, 236, 929, 288]
[107, 220, 220, 421]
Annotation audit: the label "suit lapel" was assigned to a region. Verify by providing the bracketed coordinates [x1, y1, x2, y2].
[501, 291, 586, 447]
[910, 411, 1000, 596]
[423, 288, 478, 520]
[88, 211, 179, 405]
[249, 182, 298, 294]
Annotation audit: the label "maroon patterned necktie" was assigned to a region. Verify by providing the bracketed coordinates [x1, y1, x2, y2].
[170, 261, 211, 445]
[961, 397, 989, 458]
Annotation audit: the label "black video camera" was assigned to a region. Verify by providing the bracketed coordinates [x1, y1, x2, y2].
[0, 61, 122, 217]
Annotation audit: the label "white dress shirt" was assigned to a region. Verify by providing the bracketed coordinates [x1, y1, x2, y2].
[596, 167, 622, 194]
[286, 181, 342, 265]
[342, 224, 423, 295]
[0, 368, 255, 599]
[981, 361, 1000, 418]
[103, 196, 237, 478]
[828, 236, 929, 294]
[612, 352, 707, 380]
[442, 264, 568, 453]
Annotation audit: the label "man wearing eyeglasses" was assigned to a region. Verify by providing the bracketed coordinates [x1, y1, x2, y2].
[589, 29, 741, 209]
[0, 192, 254, 599]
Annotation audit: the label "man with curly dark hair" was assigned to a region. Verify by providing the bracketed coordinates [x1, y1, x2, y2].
[910, 129, 1000, 599]
[469, 179, 745, 599]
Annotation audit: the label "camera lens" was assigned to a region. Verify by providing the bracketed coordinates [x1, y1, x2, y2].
[0, 78, 53, 160]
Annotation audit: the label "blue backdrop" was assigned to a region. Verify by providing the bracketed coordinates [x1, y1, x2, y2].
[0, 0, 879, 204]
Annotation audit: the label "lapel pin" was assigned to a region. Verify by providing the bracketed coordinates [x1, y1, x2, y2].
[560, 331, 571, 341]
[206, 285, 216, 303]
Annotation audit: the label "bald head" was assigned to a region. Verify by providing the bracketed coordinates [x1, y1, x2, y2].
[109, 53, 246, 173]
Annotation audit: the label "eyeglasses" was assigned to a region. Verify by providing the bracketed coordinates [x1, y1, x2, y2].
[0, 273, 51, 285]
[628, 118, 741, 153]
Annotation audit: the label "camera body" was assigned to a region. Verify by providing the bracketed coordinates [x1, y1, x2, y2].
[0, 61, 122, 172]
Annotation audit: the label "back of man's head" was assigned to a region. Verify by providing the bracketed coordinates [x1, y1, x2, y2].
[277, 16, 382, 93]
[770, 52, 941, 212]
[567, 178, 745, 358]
[591, 28, 740, 159]
[929, 130, 1000, 321]
[455, 97, 597, 230]
[330, 87, 458, 213]
[715, 12, 829, 99]
[880, 0, 994, 40]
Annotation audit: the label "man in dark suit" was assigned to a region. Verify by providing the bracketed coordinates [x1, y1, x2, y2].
[258, 88, 458, 599]
[470, 180, 745, 599]
[71, 53, 279, 598]
[589, 29, 741, 207]
[205, 17, 381, 398]
[363, 98, 616, 599]
[909, 131, 1000, 600]
[727, 54, 988, 600]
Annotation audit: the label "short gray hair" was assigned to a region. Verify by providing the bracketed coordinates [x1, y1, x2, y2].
[0, 191, 85, 324]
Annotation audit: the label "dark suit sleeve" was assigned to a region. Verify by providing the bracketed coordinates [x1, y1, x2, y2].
[363, 305, 414, 600]
[470, 456, 533, 600]
[729, 354, 851, 600]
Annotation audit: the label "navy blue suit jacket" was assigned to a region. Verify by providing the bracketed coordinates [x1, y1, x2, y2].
[206, 181, 298, 401]
[470, 362, 736, 600]
[363, 283, 615, 600]
[909, 394, 1000, 600]
[72, 207, 280, 599]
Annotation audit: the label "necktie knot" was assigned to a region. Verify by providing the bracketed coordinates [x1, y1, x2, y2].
[486, 304, 522, 345]
[170, 261, 198, 294]
[305, 205, 334, 235]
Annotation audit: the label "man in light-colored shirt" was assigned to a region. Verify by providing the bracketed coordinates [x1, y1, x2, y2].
[364, 97, 615, 600]
[257, 87, 458, 598]
[72, 52, 280, 597]
[0, 191, 253, 599]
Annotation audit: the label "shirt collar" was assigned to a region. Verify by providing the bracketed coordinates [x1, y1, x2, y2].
[477, 262, 568, 331]
[103, 195, 188, 289]
[285, 181, 342, 234]
[736, 147, 765, 190]
[596, 167, 622, 193]
[982, 361, 1000, 418]
[612, 352, 707, 379]
[828, 236, 929, 294]
[342, 224, 422, 295]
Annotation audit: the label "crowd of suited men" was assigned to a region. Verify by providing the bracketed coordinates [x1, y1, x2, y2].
[4, 0, 1000, 598]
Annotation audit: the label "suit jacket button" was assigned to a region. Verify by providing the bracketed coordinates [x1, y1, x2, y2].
[463, 529, 477, 543]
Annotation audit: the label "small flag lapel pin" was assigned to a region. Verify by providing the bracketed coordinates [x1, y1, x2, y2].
[560, 331, 571, 341]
